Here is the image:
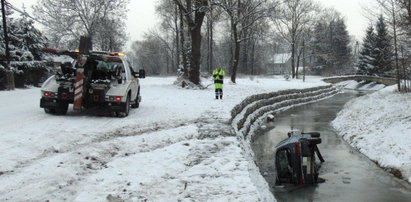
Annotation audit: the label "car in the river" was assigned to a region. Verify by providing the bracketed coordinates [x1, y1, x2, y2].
[274, 130, 325, 186]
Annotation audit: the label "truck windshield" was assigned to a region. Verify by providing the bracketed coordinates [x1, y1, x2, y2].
[91, 60, 124, 80]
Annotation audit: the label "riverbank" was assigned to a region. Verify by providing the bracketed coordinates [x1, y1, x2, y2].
[0, 76, 328, 201]
[332, 85, 411, 183]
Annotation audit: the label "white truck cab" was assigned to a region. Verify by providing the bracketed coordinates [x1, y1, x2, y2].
[40, 50, 145, 117]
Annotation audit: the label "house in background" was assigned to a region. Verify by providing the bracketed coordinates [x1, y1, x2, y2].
[270, 52, 292, 75]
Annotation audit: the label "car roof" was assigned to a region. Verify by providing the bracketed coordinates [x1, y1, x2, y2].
[275, 135, 302, 150]
[275, 133, 316, 150]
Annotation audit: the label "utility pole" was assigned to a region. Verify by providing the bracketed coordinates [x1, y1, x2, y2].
[1, 0, 14, 90]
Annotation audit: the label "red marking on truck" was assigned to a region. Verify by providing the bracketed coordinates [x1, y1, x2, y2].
[73, 68, 85, 110]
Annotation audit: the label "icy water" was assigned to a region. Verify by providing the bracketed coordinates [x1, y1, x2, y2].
[252, 91, 411, 202]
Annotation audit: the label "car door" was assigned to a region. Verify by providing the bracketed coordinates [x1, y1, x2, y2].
[125, 60, 138, 99]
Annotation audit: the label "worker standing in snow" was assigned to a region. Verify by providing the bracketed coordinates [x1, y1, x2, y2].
[212, 67, 225, 99]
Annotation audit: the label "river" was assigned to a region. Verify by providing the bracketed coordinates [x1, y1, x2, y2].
[252, 91, 411, 202]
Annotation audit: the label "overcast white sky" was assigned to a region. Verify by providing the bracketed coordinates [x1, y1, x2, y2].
[8, 0, 373, 50]
[317, 0, 374, 40]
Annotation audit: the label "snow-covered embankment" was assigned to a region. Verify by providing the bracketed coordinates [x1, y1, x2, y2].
[332, 86, 411, 183]
[230, 84, 339, 198]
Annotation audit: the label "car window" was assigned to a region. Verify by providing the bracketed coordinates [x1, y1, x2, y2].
[277, 149, 292, 177]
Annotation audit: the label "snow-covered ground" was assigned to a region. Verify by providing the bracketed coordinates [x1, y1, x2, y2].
[335, 80, 386, 91]
[332, 84, 411, 183]
[0, 76, 328, 201]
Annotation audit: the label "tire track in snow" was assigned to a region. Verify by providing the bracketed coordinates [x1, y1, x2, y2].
[0, 123, 202, 201]
[5, 119, 198, 174]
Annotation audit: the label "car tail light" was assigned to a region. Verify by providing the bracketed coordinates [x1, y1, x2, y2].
[44, 91, 50, 97]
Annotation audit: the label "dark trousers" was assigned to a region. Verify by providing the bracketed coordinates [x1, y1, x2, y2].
[215, 89, 223, 99]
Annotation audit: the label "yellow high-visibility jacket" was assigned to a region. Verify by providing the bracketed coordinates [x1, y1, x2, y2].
[213, 68, 225, 89]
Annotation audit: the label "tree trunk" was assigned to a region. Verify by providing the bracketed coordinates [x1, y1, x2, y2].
[175, 4, 180, 72]
[190, 24, 202, 84]
[174, 0, 207, 84]
[188, 5, 206, 85]
[6, 70, 15, 90]
[230, 20, 240, 84]
[392, 1, 401, 91]
[210, 21, 213, 73]
[179, 9, 188, 78]
[231, 41, 240, 83]
[251, 40, 256, 75]
[302, 39, 306, 82]
[241, 30, 249, 74]
[207, 8, 214, 73]
[296, 46, 303, 79]
[291, 40, 296, 78]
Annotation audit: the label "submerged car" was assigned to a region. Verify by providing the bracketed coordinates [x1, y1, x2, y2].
[275, 130, 325, 186]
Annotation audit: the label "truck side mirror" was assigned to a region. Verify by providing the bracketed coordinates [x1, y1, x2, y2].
[138, 69, 146, 78]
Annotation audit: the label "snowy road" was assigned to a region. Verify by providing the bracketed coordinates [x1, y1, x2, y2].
[0, 76, 327, 201]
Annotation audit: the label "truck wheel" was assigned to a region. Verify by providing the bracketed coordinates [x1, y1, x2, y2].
[110, 111, 118, 117]
[56, 103, 69, 115]
[119, 94, 130, 117]
[44, 108, 56, 114]
[131, 88, 140, 108]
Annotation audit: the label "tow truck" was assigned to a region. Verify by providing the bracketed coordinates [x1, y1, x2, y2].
[40, 48, 145, 117]
[274, 130, 325, 186]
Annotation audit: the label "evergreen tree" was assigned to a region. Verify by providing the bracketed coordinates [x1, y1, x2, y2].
[374, 15, 393, 75]
[331, 18, 351, 74]
[1, 13, 47, 61]
[0, 7, 13, 63]
[312, 15, 352, 75]
[312, 22, 329, 70]
[357, 16, 394, 76]
[12, 17, 47, 60]
[357, 25, 377, 75]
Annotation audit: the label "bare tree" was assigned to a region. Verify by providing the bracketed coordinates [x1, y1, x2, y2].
[33, 0, 129, 49]
[130, 31, 173, 75]
[156, 0, 186, 74]
[395, 0, 411, 91]
[365, 0, 405, 91]
[241, 19, 270, 75]
[214, 0, 269, 83]
[271, 0, 318, 79]
[172, 0, 208, 85]
[205, 5, 223, 73]
[156, 1, 190, 77]
[95, 17, 127, 52]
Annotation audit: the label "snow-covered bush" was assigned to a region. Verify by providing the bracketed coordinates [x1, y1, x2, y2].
[0, 12, 49, 89]
[14, 62, 51, 88]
